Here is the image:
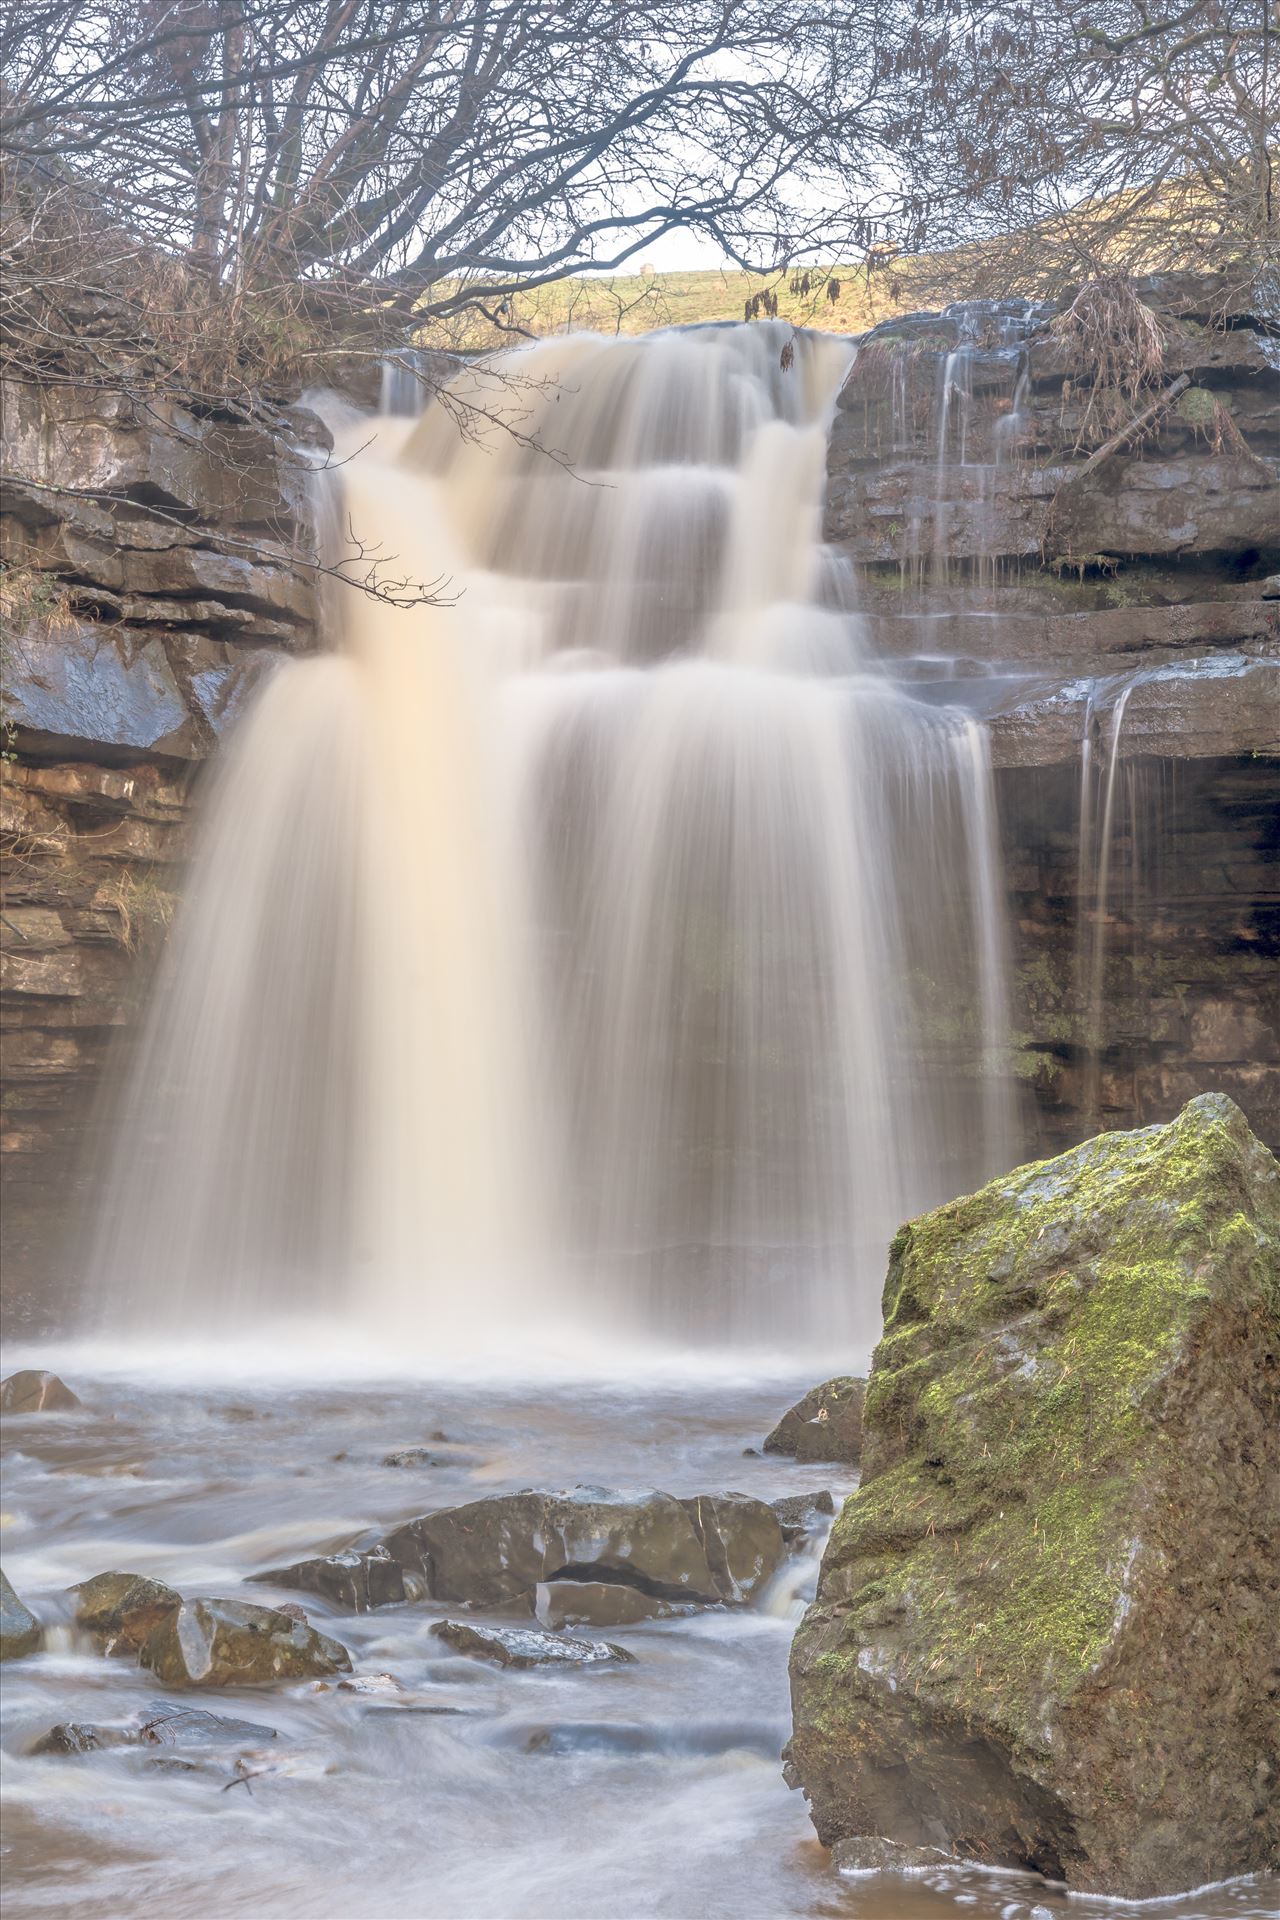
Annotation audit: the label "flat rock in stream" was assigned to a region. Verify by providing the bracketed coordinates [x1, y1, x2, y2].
[764, 1377, 865, 1463]
[250, 1546, 405, 1612]
[0, 1370, 81, 1413]
[1, 1568, 41, 1660]
[432, 1620, 634, 1669]
[380, 1487, 723, 1606]
[71, 1570, 181, 1653]
[140, 1598, 352, 1687]
[787, 1095, 1280, 1900]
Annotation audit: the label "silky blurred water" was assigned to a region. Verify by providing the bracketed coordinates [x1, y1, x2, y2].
[2, 1370, 1274, 1920]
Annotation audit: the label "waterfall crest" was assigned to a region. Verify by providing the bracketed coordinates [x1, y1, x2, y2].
[88, 321, 1014, 1362]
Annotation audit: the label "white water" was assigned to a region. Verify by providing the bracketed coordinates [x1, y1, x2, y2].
[87, 321, 1015, 1360]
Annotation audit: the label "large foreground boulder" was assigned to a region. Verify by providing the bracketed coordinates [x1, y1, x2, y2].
[787, 1095, 1280, 1899]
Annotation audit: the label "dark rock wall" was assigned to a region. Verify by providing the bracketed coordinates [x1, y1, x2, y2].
[822, 269, 1279, 1157]
[1, 380, 327, 1309]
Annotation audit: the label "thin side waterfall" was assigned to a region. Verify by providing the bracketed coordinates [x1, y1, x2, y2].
[86, 321, 1016, 1361]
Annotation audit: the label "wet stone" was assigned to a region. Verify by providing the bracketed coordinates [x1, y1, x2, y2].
[380, 1486, 721, 1606]
[71, 1570, 181, 1654]
[250, 1546, 404, 1613]
[31, 1701, 279, 1758]
[535, 1580, 677, 1630]
[832, 1835, 958, 1874]
[680, 1493, 786, 1601]
[763, 1377, 865, 1464]
[0, 1568, 41, 1661]
[381, 1447, 485, 1469]
[140, 1598, 352, 1688]
[431, 1619, 635, 1669]
[771, 1490, 837, 1547]
[0, 1370, 81, 1414]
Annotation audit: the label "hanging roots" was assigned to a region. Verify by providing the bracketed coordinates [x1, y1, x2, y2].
[1051, 275, 1168, 447]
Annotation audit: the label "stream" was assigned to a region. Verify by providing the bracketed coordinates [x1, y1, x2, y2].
[2, 1365, 1276, 1920]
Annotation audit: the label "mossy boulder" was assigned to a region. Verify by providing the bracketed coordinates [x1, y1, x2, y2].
[140, 1598, 351, 1688]
[764, 1377, 865, 1463]
[787, 1094, 1280, 1899]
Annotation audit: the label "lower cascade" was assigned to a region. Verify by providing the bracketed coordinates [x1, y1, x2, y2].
[89, 322, 1015, 1358]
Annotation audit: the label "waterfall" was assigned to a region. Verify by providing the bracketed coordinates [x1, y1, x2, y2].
[87, 321, 1015, 1362]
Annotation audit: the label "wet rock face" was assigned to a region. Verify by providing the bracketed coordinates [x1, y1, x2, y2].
[1, 1568, 41, 1660]
[431, 1620, 635, 1668]
[764, 1378, 865, 1464]
[382, 1487, 729, 1607]
[787, 1094, 1280, 1899]
[680, 1494, 786, 1602]
[535, 1580, 677, 1630]
[250, 1547, 405, 1613]
[71, 1571, 181, 1653]
[140, 1598, 352, 1688]
[0, 1369, 81, 1412]
[771, 1491, 836, 1548]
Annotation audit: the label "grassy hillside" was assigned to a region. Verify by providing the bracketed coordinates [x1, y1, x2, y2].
[437, 258, 954, 349]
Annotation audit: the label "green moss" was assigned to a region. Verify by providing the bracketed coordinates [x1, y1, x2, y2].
[801, 1094, 1280, 1747]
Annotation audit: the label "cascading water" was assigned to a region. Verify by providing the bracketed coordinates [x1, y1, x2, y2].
[87, 320, 1014, 1361]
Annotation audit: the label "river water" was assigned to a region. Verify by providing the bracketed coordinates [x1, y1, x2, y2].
[2, 1364, 1275, 1920]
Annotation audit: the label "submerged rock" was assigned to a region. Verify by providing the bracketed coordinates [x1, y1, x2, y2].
[381, 1445, 485, 1469]
[787, 1095, 1280, 1899]
[680, 1493, 786, 1601]
[250, 1547, 405, 1613]
[0, 1568, 41, 1661]
[535, 1580, 676, 1630]
[771, 1491, 836, 1547]
[381, 1487, 722, 1606]
[32, 1700, 278, 1758]
[140, 1598, 352, 1688]
[763, 1377, 864, 1464]
[431, 1619, 634, 1669]
[71, 1571, 181, 1654]
[0, 1370, 81, 1413]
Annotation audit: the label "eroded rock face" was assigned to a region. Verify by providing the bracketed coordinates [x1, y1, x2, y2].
[431, 1620, 634, 1668]
[140, 1598, 351, 1688]
[249, 1547, 405, 1613]
[1, 1568, 41, 1660]
[764, 1378, 865, 1464]
[0, 1370, 81, 1412]
[71, 1571, 181, 1653]
[381, 1487, 724, 1607]
[787, 1094, 1280, 1899]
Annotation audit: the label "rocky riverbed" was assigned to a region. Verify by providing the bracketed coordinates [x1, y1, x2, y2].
[2, 1361, 1277, 1920]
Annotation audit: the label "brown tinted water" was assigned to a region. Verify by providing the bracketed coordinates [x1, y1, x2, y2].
[2, 1366, 1274, 1920]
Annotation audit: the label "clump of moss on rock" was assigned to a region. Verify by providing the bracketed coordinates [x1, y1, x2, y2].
[786, 1093, 1280, 1900]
